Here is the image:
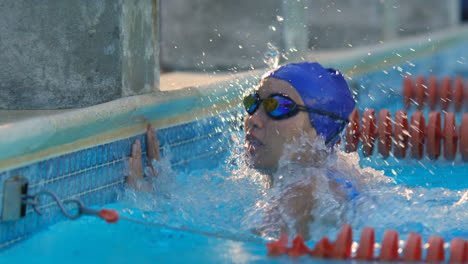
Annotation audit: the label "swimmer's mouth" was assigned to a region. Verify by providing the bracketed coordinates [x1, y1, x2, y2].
[245, 134, 263, 153]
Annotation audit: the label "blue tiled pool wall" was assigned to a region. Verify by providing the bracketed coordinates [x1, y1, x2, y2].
[354, 40, 468, 112]
[0, 109, 243, 250]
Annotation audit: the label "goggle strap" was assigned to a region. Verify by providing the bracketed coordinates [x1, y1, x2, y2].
[325, 119, 349, 145]
[296, 105, 348, 122]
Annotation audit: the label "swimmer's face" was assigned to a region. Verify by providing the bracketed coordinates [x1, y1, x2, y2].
[244, 78, 317, 170]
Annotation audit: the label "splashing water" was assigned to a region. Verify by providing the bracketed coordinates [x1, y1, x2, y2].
[263, 42, 280, 69]
[120, 130, 468, 243]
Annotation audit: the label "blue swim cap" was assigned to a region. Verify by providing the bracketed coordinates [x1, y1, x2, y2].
[266, 62, 355, 146]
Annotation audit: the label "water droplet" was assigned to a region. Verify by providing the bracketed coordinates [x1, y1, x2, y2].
[263, 42, 280, 69]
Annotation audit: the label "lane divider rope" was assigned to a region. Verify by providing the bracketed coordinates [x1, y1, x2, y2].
[266, 224, 468, 262]
[403, 75, 467, 111]
[344, 108, 468, 161]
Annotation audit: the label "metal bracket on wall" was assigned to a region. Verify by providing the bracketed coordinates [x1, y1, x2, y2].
[1, 176, 28, 222]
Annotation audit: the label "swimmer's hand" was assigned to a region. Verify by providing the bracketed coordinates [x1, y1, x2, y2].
[127, 124, 161, 192]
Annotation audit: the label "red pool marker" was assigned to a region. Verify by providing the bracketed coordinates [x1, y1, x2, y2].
[410, 111, 426, 159]
[361, 109, 377, 157]
[460, 114, 468, 161]
[415, 75, 426, 110]
[266, 234, 288, 256]
[443, 112, 458, 161]
[454, 77, 464, 112]
[466, 80, 468, 111]
[441, 77, 452, 111]
[355, 227, 375, 260]
[426, 236, 445, 262]
[378, 109, 392, 159]
[345, 109, 360, 153]
[379, 229, 399, 261]
[287, 235, 310, 257]
[402, 233, 422, 262]
[403, 76, 414, 109]
[394, 110, 409, 159]
[97, 209, 120, 223]
[332, 224, 352, 259]
[311, 237, 333, 258]
[449, 238, 468, 263]
[428, 76, 439, 110]
[427, 111, 442, 160]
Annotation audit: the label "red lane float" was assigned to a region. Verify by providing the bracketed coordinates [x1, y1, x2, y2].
[393, 110, 409, 159]
[377, 109, 392, 158]
[454, 77, 464, 112]
[311, 237, 333, 258]
[345, 109, 360, 153]
[428, 76, 439, 110]
[466, 80, 468, 111]
[403, 77, 413, 109]
[461, 113, 468, 161]
[410, 111, 426, 159]
[287, 235, 310, 257]
[355, 227, 375, 261]
[402, 233, 422, 262]
[361, 109, 377, 157]
[266, 234, 288, 256]
[415, 75, 426, 110]
[378, 229, 399, 261]
[426, 236, 445, 262]
[427, 111, 442, 160]
[444, 112, 458, 161]
[332, 224, 352, 259]
[449, 238, 468, 263]
[441, 77, 452, 111]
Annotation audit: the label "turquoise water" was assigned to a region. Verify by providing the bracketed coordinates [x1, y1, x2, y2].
[1, 131, 468, 263]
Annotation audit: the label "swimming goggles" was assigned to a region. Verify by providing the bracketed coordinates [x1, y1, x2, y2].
[243, 93, 349, 144]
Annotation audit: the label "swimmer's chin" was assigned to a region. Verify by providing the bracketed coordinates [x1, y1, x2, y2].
[244, 152, 278, 176]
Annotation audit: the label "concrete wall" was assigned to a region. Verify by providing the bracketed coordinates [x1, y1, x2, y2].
[160, 0, 284, 71]
[160, 0, 460, 71]
[0, 0, 159, 110]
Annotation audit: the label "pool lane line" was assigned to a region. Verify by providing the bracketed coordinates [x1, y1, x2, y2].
[118, 215, 265, 245]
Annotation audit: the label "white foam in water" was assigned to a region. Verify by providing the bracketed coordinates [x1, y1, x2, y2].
[120, 126, 468, 244]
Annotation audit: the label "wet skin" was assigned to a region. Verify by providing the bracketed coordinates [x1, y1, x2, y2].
[244, 77, 318, 171]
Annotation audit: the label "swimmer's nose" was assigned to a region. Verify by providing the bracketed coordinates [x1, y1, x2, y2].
[245, 107, 265, 130]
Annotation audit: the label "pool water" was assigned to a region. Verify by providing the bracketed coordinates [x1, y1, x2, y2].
[1, 128, 468, 263]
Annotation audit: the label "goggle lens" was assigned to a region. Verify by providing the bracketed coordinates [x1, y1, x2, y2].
[262, 98, 279, 112]
[267, 96, 295, 117]
[243, 94, 258, 114]
[243, 94, 296, 118]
